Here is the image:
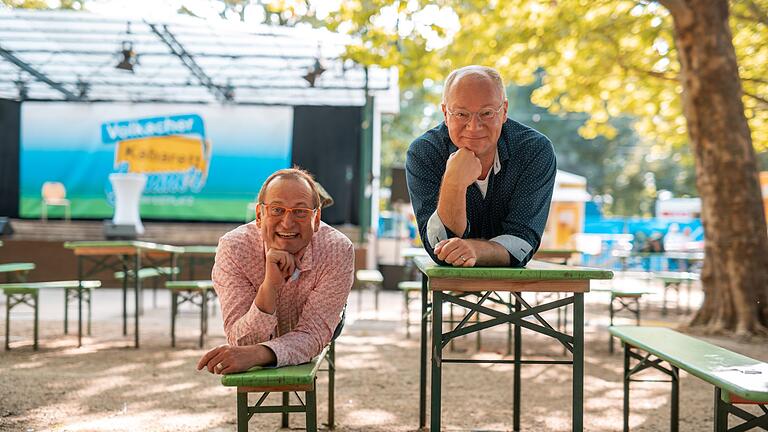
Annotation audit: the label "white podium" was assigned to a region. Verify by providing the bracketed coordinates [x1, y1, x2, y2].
[109, 173, 147, 234]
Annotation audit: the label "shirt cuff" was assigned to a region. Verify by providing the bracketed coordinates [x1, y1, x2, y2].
[489, 234, 533, 263]
[260, 340, 287, 367]
[425, 210, 470, 248]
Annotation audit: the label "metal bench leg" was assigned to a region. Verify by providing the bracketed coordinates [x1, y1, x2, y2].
[87, 289, 92, 336]
[449, 302, 455, 352]
[475, 307, 482, 352]
[282, 392, 289, 428]
[403, 290, 410, 339]
[513, 294, 521, 432]
[5, 292, 10, 351]
[671, 365, 679, 432]
[635, 297, 641, 326]
[122, 263, 128, 336]
[33, 291, 39, 351]
[199, 290, 206, 348]
[237, 391, 249, 432]
[374, 283, 379, 313]
[64, 286, 69, 334]
[171, 291, 177, 348]
[507, 292, 513, 356]
[609, 295, 616, 354]
[306, 384, 318, 432]
[328, 340, 335, 429]
[356, 285, 362, 314]
[623, 343, 630, 432]
[714, 388, 728, 432]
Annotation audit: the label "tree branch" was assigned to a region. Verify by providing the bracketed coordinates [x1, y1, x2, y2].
[746, 0, 768, 26]
[742, 77, 768, 86]
[743, 90, 768, 107]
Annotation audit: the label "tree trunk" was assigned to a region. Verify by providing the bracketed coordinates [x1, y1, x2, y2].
[662, 0, 768, 335]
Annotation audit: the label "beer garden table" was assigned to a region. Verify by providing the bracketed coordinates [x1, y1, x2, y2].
[413, 256, 613, 431]
[63, 240, 184, 348]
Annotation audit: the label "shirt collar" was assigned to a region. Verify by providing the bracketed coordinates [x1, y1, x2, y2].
[491, 148, 501, 175]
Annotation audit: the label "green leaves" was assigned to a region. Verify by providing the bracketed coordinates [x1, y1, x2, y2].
[329, 0, 765, 152]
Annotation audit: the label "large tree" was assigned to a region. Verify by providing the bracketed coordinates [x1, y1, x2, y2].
[324, 0, 768, 335]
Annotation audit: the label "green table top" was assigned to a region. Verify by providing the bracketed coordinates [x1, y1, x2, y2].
[63, 240, 185, 254]
[413, 256, 613, 281]
[654, 271, 700, 281]
[179, 245, 218, 255]
[536, 248, 579, 254]
[221, 345, 328, 388]
[0, 262, 36, 273]
[401, 247, 429, 259]
[166, 280, 214, 290]
[0, 280, 102, 290]
[609, 326, 768, 402]
[612, 250, 704, 260]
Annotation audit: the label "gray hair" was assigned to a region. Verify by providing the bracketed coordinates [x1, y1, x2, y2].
[442, 65, 505, 104]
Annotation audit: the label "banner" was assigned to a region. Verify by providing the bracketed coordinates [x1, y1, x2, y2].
[20, 102, 293, 221]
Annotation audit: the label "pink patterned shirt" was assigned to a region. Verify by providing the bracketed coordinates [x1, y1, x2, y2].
[212, 221, 354, 367]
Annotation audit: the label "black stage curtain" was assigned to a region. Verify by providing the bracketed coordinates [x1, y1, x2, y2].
[292, 106, 362, 225]
[0, 99, 20, 218]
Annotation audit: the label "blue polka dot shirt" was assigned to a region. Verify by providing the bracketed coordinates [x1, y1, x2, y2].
[406, 118, 556, 267]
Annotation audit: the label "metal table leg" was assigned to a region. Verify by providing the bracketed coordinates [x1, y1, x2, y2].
[573, 293, 584, 432]
[419, 276, 428, 429]
[430, 290, 443, 432]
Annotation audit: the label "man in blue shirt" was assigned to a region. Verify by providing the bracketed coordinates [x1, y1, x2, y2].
[406, 65, 556, 267]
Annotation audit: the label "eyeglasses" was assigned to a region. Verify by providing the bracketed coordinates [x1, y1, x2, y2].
[260, 203, 317, 220]
[444, 102, 505, 125]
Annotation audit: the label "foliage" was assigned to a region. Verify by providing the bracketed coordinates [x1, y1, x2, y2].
[324, 0, 767, 155]
[1, 0, 85, 9]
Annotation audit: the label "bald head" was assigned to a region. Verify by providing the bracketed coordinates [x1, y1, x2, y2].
[442, 66, 505, 104]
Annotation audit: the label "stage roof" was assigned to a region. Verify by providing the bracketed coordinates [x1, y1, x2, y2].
[0, 9, 398, 109]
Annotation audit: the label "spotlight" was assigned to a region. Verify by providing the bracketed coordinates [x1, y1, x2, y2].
[14, 79, 27, 100]
[303, 58, 326, 88]
[76, 79, 90, 99]
[115, 40, 136, 72]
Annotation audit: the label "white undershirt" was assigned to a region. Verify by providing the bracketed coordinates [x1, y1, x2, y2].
[474, 148, 501, 198]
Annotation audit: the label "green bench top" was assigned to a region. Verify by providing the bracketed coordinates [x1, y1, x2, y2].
[591, 286, 651, 297]
[165, 280, 214, 290]
[221, 345, 329, 388]
[179, 245, 217, 255]
[356, 269, 384, 282]
[654, 271, 700, 282]
[413, 256, 613, 281]
[609, 326, 768, 403]
[0, 263, 36, 273]
[114, 267, 180, 280]
[1, 280, 101, 294]
[398, 281, 421, 290]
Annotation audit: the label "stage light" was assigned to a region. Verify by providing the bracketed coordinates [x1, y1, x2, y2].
[303, 57, 326, 87]
[115, 40, 136, 72]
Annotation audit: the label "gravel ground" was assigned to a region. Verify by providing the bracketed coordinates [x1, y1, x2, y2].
[1, 286, 766, 431]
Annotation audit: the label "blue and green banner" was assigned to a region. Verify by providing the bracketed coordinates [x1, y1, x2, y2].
[20, 102, 293, 221]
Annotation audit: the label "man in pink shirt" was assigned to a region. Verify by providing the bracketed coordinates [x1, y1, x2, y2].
[197, 168, 354, 374]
